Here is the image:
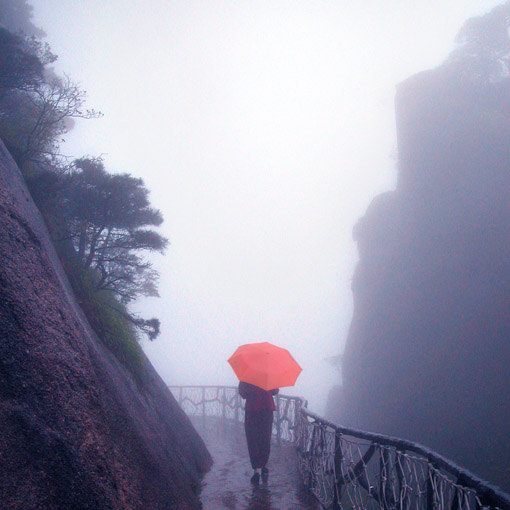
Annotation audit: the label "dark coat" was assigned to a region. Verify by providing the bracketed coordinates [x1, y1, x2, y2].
[238, 382, 278, 411]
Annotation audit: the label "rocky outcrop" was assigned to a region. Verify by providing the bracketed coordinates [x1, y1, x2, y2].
[0, 138, 212, 509]
[334, 7, 510, 492]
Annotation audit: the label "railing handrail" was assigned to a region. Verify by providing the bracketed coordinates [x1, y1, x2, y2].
[170, 385, 510, 510]
[300, 407, 510, 510]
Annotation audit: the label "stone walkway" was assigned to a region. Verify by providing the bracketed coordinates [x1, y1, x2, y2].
[193, 417, 318, 510]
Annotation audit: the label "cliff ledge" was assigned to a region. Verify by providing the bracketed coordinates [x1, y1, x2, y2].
[0, 138, 212, 509]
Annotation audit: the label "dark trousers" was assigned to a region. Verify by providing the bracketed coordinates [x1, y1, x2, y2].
[244, 409, 274, 469]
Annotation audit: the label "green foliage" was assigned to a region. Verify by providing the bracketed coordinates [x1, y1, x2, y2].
[0, 27, 45, 94]
[62, 158, 168, 304]
[59, 245, 145, 378]
[447, 2, 510, 82]
[0, 0, 46, 37]
[27, 174, 152, 378]
[26, 159, 165, 342]
[0, 24, 101, 169]
[0, 74, 101, 168]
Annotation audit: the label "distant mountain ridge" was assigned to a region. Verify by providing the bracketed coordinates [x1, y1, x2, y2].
[332, 3, 510, 491]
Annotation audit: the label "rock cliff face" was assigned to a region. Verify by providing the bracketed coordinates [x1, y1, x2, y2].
[334, 8, 510, 492]
[0, 139, 212, 508]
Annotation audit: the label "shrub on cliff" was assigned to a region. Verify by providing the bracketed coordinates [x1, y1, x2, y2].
[59, 246, 145, 376]
[26, 159, 167, 350]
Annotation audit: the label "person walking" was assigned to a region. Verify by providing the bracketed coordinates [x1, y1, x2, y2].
[238, 381, 279, 484]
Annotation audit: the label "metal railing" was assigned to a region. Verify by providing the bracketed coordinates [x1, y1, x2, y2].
[170, 386, 510, 510]
[169, 385, 303, 444]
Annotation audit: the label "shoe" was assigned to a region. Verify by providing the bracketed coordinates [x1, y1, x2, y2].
[250, 472, 260, 485]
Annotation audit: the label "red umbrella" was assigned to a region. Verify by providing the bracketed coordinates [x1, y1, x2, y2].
[228, 341, 302, 391]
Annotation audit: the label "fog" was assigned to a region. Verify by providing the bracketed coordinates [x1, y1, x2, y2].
[31, 0, 501, 413]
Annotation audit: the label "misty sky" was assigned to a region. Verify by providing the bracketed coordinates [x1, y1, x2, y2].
[31, 0, 502, 413]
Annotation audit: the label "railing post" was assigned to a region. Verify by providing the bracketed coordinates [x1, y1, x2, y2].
[276, 394, 281, 445]
[308, 423, 318, 488]
[396, 449, 408, 510]
[379, 447, 391, 510]
[202, 386, 206, 417]
[427, 463, 436, 510]
[236, 392, 242, 423]
[333, 431, 344, 509]
[295, 399, 304, 448]
[221, 387, 226, 420]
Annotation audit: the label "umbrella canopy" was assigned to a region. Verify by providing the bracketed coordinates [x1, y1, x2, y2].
[228, 341, 302, 391]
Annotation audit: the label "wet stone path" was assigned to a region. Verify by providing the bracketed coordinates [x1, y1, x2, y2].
[193, 417, 318, 510]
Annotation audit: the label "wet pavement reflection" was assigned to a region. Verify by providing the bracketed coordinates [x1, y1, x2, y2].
[194, 417, 318, 510]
